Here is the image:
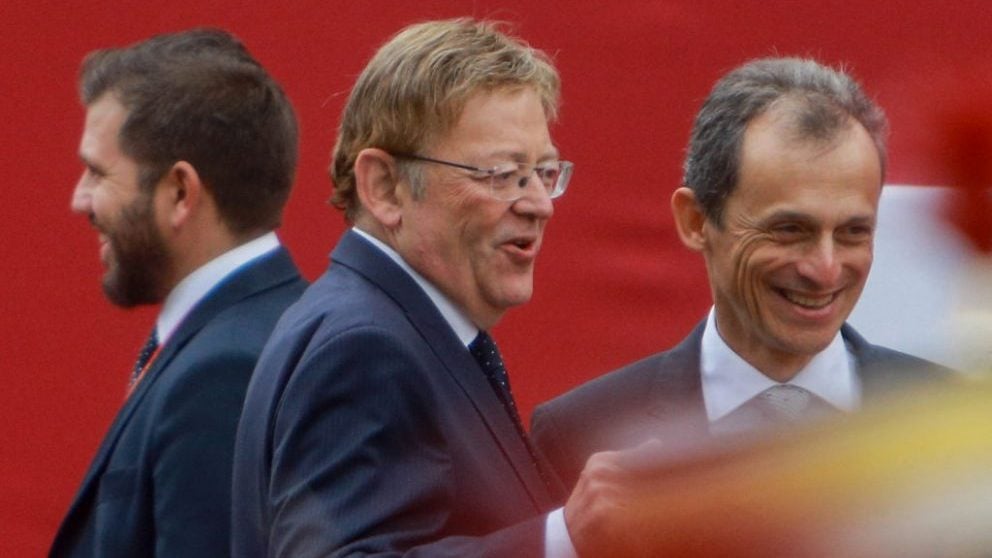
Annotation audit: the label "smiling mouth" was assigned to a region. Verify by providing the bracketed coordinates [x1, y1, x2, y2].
[780, 289, 836, 309]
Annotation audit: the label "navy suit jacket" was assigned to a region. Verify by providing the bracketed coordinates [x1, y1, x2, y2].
[232, 231, 563, 558]
[531, 320, 953, 491]
[50, 248, 306, 557]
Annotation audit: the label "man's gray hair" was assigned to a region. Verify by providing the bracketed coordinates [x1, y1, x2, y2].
[683, 57, 888, 225]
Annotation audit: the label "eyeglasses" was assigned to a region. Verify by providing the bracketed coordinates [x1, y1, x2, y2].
[392, 153, 573, 201]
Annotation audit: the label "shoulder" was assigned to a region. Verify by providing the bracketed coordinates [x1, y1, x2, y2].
[842, 324, 958, 400]
[843, 323, 956, 377]
[538, 352, 670, 418]
[534, 327, 702, 426]
[531, 344, 697, 464]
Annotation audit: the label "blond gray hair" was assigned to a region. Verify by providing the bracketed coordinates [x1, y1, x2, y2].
[329, 18, 560, 221]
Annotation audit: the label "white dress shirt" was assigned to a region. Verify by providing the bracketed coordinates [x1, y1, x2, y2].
[156, 232, 280, 345]
[351, 227, 577, 558]
[700, 307, 861, 422]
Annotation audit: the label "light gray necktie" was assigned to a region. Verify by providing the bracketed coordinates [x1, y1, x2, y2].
[710, 384, 839, 436]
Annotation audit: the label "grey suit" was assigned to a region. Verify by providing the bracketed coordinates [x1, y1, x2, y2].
[531, 320, 952, 491]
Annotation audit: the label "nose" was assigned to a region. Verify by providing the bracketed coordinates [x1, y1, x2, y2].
[796, 236, 842, 288]
[71, 172, 92, 215]
[511, 172, 554, 219]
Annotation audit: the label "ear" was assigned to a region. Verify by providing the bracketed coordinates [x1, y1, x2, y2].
[158, 161, 204, 231]
[354, 148, 403, 229]
[671, 187, 708, 252]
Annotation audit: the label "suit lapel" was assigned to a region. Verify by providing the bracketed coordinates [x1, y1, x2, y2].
[62, 249, 300, 520]
[842, 323, 897, 401]
[646, 321, 709, 432]
[331, 231, 558, 510]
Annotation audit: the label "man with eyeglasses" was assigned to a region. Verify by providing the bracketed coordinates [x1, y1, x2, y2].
[232, 19, 594, 557]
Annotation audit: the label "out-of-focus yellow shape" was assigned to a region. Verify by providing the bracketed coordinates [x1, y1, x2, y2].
[610, 377, 992, 557]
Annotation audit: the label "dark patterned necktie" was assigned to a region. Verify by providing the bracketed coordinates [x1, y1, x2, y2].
[469, 331, 555, 492]
[710, 384, 840, 437]
[469, 331, 522, 424]
[129, 328, 159, 390]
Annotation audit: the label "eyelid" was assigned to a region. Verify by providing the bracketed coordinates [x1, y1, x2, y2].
[488, 161, 560, 172]
[842, 224, 873, 236]
[770, 222, 805, 232]
[487, 162, 520, 173]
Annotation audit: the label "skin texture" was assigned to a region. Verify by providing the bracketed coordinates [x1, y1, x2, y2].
[673, 107, 883, 381]
[360, 87, 558, 330]
[71, 94, 171, 307]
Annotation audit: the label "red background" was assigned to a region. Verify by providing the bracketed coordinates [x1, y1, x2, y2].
[2, 1, 990, 554]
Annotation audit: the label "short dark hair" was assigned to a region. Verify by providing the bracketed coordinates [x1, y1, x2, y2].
[80, 28, 298, 235]
[683, 57, 888, 225]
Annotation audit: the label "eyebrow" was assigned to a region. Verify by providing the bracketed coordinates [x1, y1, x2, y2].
[79, 154, 107, 176]
[761, 210, 814, 224]
[762, 210, 875, 226]
[483, 147, 561, 163]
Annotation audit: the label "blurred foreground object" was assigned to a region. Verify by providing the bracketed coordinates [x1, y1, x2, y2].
[939, 69, 992, 375]
[598, 378, 992, 557]
[950, 256, 992, 374]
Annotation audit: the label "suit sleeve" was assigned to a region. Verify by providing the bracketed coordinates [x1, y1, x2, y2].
[530, 404, 583, 494]
[150, 350, 254, 557]
[266, 326, 546, 558]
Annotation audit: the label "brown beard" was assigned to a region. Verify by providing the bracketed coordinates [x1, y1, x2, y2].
[100, 193, 172, 307]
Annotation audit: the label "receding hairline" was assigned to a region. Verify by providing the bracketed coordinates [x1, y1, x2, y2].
[746, 98, 882, 168]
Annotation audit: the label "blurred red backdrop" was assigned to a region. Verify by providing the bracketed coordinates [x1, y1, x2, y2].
[2, 1, 990, 554]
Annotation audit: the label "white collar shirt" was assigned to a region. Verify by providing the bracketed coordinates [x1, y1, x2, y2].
[352, 227, 478, 346]
[156, 232, 280, 345]
[700, 307, 861, 422]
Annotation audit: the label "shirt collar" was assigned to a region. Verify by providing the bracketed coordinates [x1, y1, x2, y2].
[156, 232, 280, 345]
[352, 227, 478, 347]
[700, 307, 861, 421]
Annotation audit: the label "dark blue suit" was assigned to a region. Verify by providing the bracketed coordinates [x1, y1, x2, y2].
[50, 248, 306, 557]
[531, 320, 954, 491]
[232, 231, 562, 558]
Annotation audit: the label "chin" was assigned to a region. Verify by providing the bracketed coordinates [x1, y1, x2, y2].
[782, 333, 838, 358]
[493, 285, 534, 310]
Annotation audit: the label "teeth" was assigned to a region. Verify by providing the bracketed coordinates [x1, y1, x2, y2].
[784, 291, 832, 309]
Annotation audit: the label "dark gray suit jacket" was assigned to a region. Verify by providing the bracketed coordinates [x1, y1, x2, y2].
[50, 248, 306, 557]
[232, 230, 563, 558]
[531, 320, 952, 491]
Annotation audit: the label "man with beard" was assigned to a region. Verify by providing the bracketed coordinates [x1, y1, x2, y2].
[50, 29, 306, 557]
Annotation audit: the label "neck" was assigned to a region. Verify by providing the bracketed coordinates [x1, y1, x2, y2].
[168, 226, 265, 291]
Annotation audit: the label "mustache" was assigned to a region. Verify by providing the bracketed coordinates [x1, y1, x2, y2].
[87, 213, 105, 233]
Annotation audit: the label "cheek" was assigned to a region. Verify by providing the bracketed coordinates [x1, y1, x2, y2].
[836, 251, 873, 300]
[729, 236, 771, 302]
[461, 208, 504, 255]
[848, 248, 873, 278]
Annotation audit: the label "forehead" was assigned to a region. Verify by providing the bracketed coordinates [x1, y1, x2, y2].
[80, 94, 128, 160]
[732, 109, 882, 217]
[433, 87, 554, 157]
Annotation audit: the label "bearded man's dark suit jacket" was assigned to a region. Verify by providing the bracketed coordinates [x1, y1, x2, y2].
[232, 230, 563, 558]
[49, 248, 306, 558]
[531, 320, 953, 491]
